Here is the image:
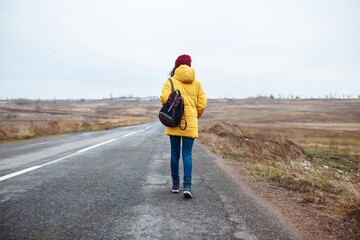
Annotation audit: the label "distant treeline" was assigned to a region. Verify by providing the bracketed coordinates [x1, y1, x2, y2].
[0, 96, 159, 102]
[248, 93, 360, 100]
[1, 94, 359, 101]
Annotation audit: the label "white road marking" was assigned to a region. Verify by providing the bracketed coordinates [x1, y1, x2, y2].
[0, 166, 42, 182]
[0, 124, 156, 182]
[76, 139, 118, 153]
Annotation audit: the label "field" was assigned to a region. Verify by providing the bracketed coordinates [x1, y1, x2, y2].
[0, 99, 159, 141]
[1, 98, 359, 237]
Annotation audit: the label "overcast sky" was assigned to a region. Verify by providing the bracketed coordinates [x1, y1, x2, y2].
[1, 0, 359, 99]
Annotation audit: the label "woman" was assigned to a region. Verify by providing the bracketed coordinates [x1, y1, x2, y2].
[160, 54, 207, 198]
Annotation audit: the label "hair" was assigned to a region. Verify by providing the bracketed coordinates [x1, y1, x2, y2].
[170, 67, 176, 77]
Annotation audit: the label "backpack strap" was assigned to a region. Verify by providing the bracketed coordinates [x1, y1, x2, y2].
[180, 114, 187, 130]
[168, 78, 187, 131]
[168, 78, 175, 92]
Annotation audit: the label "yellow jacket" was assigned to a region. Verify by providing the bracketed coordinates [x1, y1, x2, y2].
[160, 65, 207, 138]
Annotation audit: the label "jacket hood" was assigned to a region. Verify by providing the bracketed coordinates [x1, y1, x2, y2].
[174, 65, 195, 84]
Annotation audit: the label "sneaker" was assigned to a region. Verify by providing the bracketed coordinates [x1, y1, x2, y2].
[183, 181, 192, 198]
[172, 181, 180, 193]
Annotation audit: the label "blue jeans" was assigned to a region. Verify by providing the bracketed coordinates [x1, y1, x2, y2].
[169, 136, 195, 183]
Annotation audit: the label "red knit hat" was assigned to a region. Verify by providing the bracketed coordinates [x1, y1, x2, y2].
[174, 54, 192, 68]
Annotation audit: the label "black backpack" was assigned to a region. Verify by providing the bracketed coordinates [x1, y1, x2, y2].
[159, 78, 187, 130]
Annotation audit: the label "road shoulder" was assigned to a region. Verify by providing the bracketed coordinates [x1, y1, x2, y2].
[196, 141, 356, 240]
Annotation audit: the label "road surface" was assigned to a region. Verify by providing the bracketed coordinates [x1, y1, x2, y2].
[0, 123, 297, 239]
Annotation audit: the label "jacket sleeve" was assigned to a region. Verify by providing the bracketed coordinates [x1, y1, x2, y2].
[160, 79, 171, 105]
[196, 82, 207, 118]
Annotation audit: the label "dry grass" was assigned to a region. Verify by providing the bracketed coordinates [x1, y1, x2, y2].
[0, 118, 153, 142]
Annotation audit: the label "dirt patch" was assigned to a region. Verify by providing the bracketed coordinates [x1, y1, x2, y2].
[201, 122, 309, 164]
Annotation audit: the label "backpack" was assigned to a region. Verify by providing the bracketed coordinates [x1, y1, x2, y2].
[159, 78, 187, 130]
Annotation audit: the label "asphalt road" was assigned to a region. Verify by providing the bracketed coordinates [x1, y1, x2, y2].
[0, 123, 298, 239]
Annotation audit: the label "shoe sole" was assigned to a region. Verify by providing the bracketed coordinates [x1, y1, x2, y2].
[183, 191, 192, 198]
[172, 189, 179, 193]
